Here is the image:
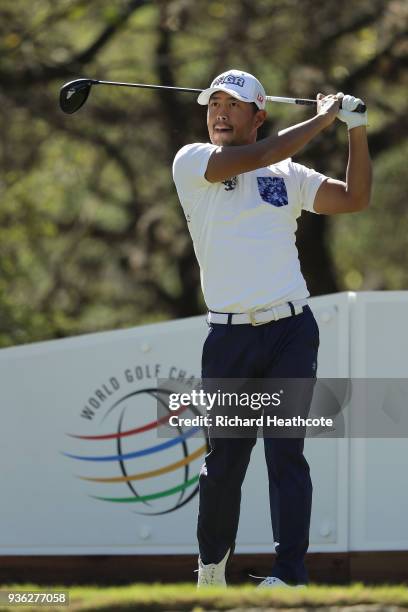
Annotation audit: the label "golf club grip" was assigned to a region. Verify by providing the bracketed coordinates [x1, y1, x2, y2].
[294, 98, 367, 113]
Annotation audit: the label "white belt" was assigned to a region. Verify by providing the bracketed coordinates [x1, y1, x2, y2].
[207, 299, 308, 326]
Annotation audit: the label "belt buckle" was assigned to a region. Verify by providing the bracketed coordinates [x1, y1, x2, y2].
[249, 308, 272, 326]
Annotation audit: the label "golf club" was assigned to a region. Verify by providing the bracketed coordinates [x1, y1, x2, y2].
[59, 78, 367, 115]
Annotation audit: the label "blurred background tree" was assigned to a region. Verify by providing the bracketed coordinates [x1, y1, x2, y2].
[0, 0, 407, 346]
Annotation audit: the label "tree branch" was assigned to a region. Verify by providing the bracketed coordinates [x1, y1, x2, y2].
[340, 30, 407, 92]
[316, 2, 386, 48]
[0, 0, 149, 87]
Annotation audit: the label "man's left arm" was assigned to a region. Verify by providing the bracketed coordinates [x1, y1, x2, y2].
[314, 95, 372, 215]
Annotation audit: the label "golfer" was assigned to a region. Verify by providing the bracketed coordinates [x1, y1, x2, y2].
[172, 70, 371, 587]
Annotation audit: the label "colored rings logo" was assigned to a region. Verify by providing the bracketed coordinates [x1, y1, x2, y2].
[63, 385, 209, 515]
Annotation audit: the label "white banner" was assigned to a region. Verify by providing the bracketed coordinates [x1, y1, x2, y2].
[1, 292, 407, 554]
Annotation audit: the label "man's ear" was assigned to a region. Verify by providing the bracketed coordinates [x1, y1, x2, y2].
[254, 110, 267, 129]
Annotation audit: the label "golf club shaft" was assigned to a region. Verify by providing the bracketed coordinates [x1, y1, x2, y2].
[266, 96, 316, 106]
[95, 80, 203, 94]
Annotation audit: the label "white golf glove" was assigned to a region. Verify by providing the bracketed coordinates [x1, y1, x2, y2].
[337, 93, 368, 130]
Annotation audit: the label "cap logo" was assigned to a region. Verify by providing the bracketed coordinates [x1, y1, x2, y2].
[257, 93, 264, 104]
[213, 74, 245, 88]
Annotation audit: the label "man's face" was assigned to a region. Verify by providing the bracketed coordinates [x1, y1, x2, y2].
[207, 91, 266, 146]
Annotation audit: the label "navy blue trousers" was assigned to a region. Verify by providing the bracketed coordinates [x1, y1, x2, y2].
[198, 305, 319, 585]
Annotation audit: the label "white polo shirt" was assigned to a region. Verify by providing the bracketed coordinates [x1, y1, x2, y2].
[172, 143, 328, 313]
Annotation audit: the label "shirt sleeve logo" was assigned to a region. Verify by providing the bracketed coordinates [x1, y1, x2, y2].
[257, 177, 288, 207]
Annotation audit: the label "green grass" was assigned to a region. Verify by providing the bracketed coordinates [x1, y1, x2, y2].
[1, 582, 408, 611]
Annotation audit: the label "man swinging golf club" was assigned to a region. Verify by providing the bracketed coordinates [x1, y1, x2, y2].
[172, 69, 371, 588]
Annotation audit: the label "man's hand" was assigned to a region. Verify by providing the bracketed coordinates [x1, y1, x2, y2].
[337, 93, 368, 130]
[316, 93, 341, 127]
[314, 91, 372, 215]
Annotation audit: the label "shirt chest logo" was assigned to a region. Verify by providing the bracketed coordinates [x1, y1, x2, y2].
[257, 176, 288, 207]
[222, 176, 238, 191]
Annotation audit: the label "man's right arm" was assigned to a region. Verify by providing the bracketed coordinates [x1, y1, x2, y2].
[205, 97, 339, 183]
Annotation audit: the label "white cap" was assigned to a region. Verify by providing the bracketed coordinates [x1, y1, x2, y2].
[197, 69, 266, 110]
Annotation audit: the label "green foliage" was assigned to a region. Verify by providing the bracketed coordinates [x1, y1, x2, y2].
[0, 0, 407, 347]
[333, 141, 408, 291]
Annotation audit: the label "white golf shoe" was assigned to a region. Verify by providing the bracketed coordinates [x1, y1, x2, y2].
[197, 548, 230, 587]
[256, 576, 306, 588]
